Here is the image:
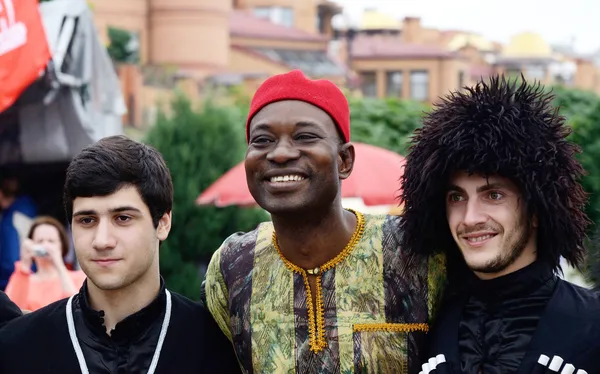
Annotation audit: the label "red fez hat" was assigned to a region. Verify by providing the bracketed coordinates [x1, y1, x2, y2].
[246, 70, 350, 143]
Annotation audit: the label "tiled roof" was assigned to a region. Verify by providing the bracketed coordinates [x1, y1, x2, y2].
[229, 10, 327, 42]
[232, 45, 345, 77]
[351, 36, 457, 59]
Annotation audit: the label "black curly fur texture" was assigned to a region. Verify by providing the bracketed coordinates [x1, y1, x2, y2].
[399, 75, 590, 277]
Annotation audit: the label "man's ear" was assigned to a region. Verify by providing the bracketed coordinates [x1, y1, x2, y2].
[156, 211, 172, 241]
[338, 142, 355, 180]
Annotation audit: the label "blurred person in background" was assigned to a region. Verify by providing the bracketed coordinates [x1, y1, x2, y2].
[0, 173, 37, 290]
[5, 215, 86, 311]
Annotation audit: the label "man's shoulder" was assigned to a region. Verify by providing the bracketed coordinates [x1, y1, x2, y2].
[0, 299, 79, 373]
[0, 298, 68, 345]
[165, 291, 233, 343]
[0, 291, 22, 325]
[357, 212, 399, 238]
[166, 291, 213, 324]
[214, 221, 272, 256]
[168, 290, 205, 313]
[557, 279, 600, 316]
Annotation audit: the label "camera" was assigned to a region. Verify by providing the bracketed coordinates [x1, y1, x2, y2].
[32, 245, 48, 257]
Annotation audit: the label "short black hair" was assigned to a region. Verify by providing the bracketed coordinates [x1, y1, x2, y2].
[64, 135, 173, 228]
[400, 75, 590, 274]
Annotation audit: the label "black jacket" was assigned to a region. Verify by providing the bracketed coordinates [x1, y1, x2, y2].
[0, 290, 21, 328]
[0, 280, 241, 373]
[425, 263, 600, 374]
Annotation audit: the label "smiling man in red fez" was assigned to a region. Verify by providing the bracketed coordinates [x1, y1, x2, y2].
[203, 70, 447, 373]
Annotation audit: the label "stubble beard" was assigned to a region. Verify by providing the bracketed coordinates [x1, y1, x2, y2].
[469, 219, 532, 275]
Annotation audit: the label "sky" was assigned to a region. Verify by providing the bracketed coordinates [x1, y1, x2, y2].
[336, 0, 599, 54]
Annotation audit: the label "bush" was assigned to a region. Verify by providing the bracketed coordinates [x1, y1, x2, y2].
[144, 94, 267, 299]
[349, 97, 429, 155]
[106, 27, 139, 64]
[552, 86, 600, 285]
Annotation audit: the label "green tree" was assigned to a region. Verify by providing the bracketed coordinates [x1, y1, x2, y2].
[553, 87, 600, 227]
[349, 97, 429, 155]
[106, 27, 139, 64]
[552, 85, 600, 122]
[145, 94, 267, 299]
[567, 100, 600, 286]
[551, 85, 600, 286]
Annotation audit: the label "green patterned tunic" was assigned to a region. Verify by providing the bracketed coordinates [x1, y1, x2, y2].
[205, 212, 446, 374]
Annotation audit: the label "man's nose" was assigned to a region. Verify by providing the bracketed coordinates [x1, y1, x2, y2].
[462, 199, 487, 227]
[266, 139, 301, 164]
[92, 220, 117, 250]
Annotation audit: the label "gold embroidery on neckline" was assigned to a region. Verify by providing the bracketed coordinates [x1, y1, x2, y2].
[272, 210, 366, 353]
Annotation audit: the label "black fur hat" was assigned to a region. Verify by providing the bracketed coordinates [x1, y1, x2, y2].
[399, 75, 590, 274]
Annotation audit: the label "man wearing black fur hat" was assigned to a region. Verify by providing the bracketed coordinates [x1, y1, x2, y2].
[400, 76, 600, 374]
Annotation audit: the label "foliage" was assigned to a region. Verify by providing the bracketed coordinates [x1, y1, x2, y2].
[349, 97, 429, 155]
[144, 94, 268, 299]
[106, 27, 139, 64]
[552, 85, 600, 287]
[553, 87, 600, 226]
[552, 85, 600, 124]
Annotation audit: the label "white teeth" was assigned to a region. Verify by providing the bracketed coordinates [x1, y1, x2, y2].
[270, 175, 305, 183]
[467, 234, 494, 243]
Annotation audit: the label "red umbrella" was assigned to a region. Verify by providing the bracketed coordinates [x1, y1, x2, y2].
[196, 142, 406, 207]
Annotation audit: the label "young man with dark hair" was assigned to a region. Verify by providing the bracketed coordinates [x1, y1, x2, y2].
[204, 70, 446, 373]
[0, 135, 240, 373]
[400, 76, 600, 373]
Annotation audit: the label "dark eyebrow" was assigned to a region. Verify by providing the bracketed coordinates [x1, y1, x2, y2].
[447, 184, 465, 193]
[72, 206, 142, 217]
[447, 183, 509, 194]
[250, 121, 323, 134]
[295, 121, 322, 129]
[250, 123, 271, 133]
[476, 183, 509, 193]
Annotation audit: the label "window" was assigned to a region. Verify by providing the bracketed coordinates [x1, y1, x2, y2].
[316, 14, 323, 34]
[360, 72, 377, 98]
[410, 70, 429, 101]
[279, 8, 294, 28]
[458, 71, 465, 89]
[386, 71, 403, 97]
[253, 7, 271, 19]
[525, 65, 546, 81]
[253, 7, 294, 28]
[251, 48, 344, 77]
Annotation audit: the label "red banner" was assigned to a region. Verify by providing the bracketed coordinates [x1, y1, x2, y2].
[0, 0, 51, 113]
